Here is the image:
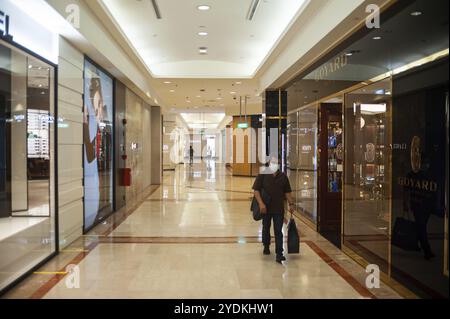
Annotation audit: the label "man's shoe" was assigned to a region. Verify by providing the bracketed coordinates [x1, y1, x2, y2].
[263, 247, 271, 255]
[276, 255, 286, 263]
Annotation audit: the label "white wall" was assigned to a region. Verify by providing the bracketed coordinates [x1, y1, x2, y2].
[57, 37, 84, 249]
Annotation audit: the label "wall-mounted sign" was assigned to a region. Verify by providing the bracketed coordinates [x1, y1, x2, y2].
[0, 9, 13, 40]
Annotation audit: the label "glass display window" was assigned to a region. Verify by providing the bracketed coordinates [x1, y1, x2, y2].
[0, 39, 56, 293]
[297, 104, 319, 224]
[343, 78, 392, 273]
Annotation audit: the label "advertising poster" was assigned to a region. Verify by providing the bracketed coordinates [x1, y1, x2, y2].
[83, 59, 114, 231]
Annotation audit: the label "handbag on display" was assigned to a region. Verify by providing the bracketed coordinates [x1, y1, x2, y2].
[250, 175, 271, 221]
[392, 214, 420, 251]
[287, 215, 300, 254]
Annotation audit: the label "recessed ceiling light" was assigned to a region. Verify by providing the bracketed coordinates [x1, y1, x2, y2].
[372, 36, 382, 40]
[28, 65, 33, 69]
[197, 5, 210, 11]
[196, 95, 202, 98]
[345, 52, 353, 56]
[230, 91, 236, 94]
[235, 82, 242, 85]
[216, 97, 223, 100]
[163, 81, 172, 84]
[199, 47, 208, 54]
[410, 11, 422, 16]
[198, 31, 208, 36]
[170, 90, 175, 93]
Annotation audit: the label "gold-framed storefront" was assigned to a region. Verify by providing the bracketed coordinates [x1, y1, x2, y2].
[342, 77, 393, 275]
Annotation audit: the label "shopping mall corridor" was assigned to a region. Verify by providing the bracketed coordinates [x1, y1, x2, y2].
[3, 163, 401, 299]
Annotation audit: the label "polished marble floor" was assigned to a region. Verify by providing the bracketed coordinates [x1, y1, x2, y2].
[2, 162, 402, 299]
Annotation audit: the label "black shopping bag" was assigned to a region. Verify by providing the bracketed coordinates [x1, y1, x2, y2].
[250, 177, 271, 222]
[392, 217, 420, 251]
[287, 217, 300, 254]
[250, 197, 262, 221]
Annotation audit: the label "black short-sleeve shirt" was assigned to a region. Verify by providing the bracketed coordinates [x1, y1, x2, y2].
[252, 172, 292, 214]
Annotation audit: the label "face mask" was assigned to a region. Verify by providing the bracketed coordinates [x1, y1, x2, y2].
[269, 163, 279, 172]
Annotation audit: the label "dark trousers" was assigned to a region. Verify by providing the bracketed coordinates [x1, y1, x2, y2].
[262, 213, 284, 256]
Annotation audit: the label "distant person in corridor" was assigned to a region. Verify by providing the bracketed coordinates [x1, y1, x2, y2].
[253, 157, 295, 263]
[189, 145, 194, 166]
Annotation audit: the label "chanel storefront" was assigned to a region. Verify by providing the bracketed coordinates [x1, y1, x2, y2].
[286, 0, 449, 298]
[0, 1, 58, 293]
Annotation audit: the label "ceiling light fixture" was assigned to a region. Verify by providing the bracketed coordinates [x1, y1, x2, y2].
[199, 47, 208, 54]
[163, 81, 171, 84]
[151, 0, 162, 19]
[170, 90, 175, 93]
[345, 52, 353, 57]
[235, 82, 242, 85]
[410, 11, 422, 16]
[246, 0, 260, 21]
[197, 5, 210, 11]
[198, 31, 208, 36]
[372, 36, 382, 40]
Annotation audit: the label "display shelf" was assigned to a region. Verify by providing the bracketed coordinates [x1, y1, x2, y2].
[27, 109, 50, 160]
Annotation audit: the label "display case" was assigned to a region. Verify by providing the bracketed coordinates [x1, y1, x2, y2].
[327, 120, 343, 193]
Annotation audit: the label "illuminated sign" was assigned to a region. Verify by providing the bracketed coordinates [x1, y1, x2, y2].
[237, 123, 249, 129]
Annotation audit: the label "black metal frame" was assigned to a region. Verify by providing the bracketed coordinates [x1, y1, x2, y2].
[82, 55, 116, 234]
[0, 36, 59, 296]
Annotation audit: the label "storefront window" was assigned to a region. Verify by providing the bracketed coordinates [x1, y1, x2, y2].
[297, 104, 319, 224]
[343, 78, 392, 273]
[0, 40, 56, 292]
[390, 59, 449, 298]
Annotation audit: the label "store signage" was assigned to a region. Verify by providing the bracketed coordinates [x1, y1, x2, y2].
[237, 123, 249, 129]
[397, 177, 438, 192]
[0, 9, 13, 40]
[314, 54, 348, 81]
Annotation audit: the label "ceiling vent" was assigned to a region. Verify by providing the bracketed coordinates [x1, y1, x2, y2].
[246, 0, 260, 21]
[151, 0, 162, 19]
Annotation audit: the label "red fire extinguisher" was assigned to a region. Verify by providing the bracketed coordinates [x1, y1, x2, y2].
[121, 168, 132, 187]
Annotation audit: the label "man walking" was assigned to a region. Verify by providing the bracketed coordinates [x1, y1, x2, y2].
[189, 145, 194, 166]
[253, 157, 295, 263]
